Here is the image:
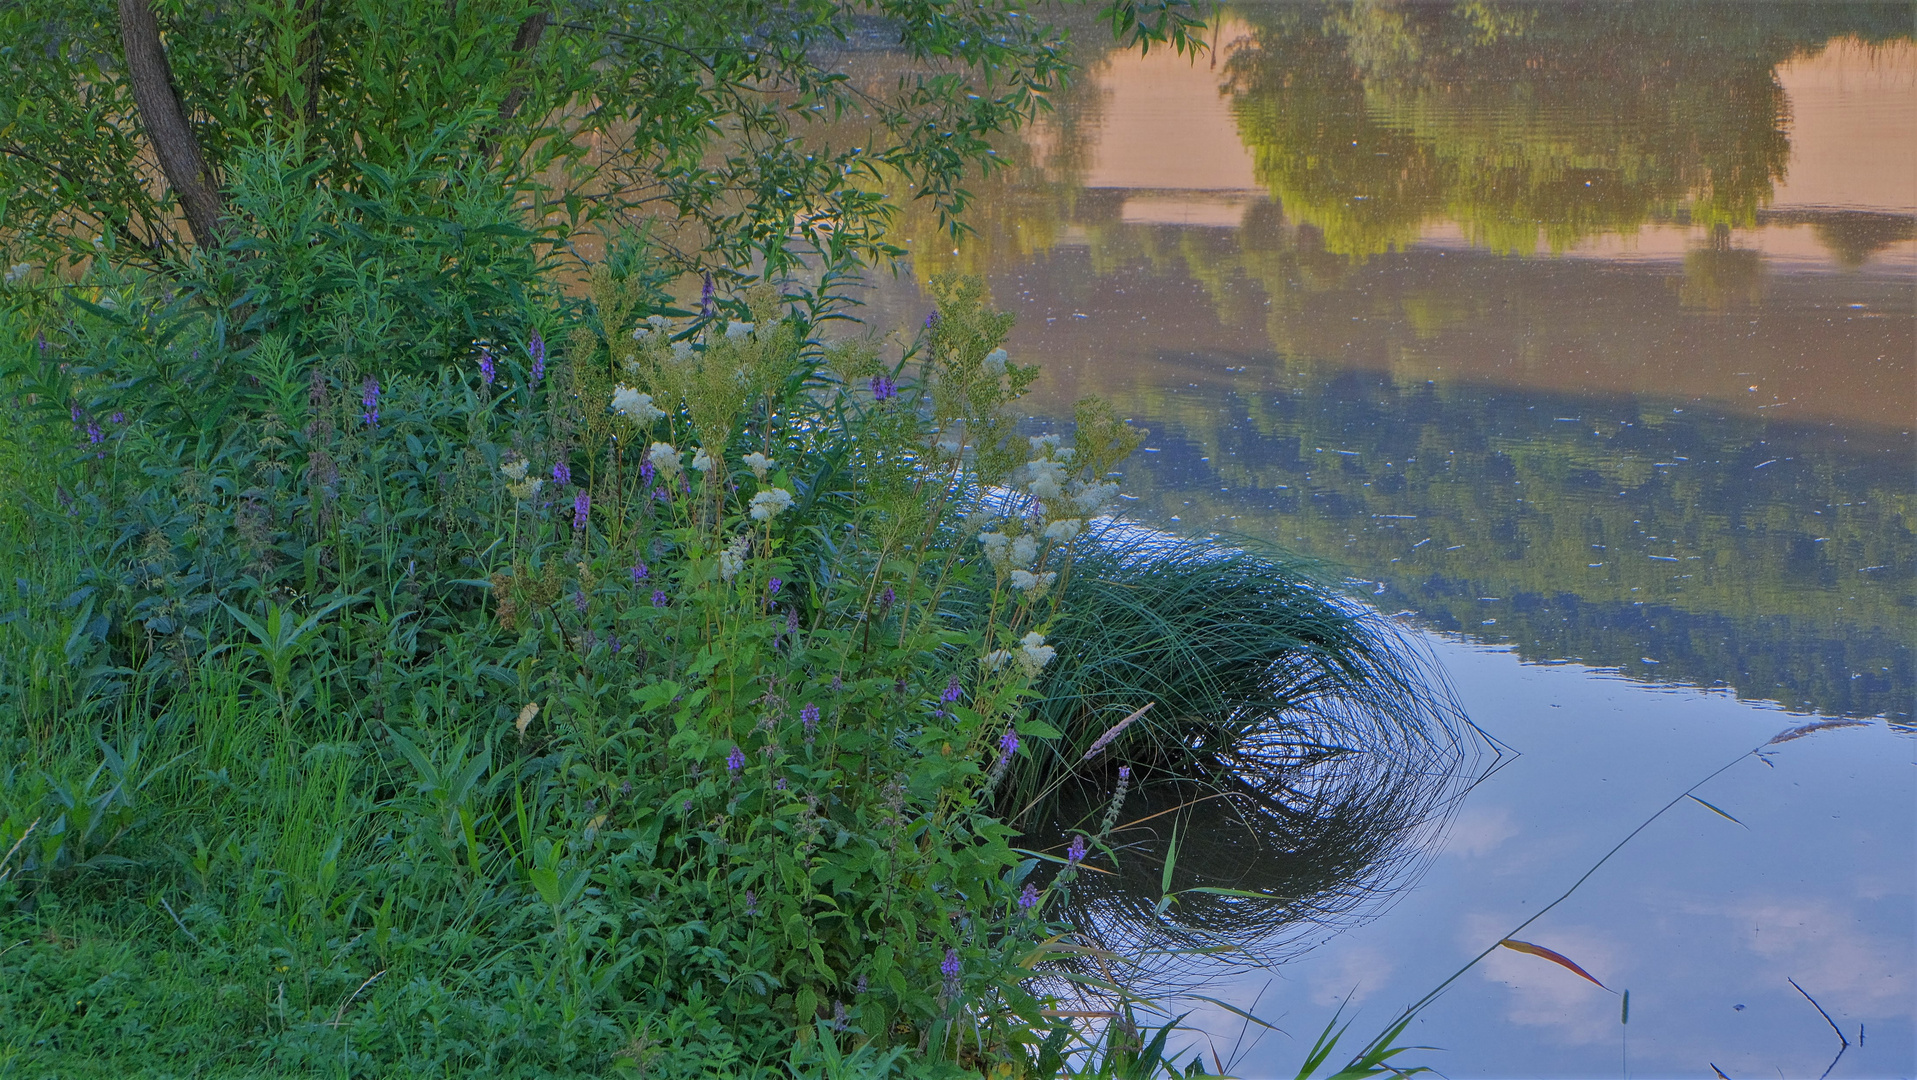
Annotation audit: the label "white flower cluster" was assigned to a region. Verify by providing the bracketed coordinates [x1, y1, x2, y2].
[499, 456, 544, 500]
[631, 314, 672, 340]
[983, 632, 1055, 678]
[724, 320, 755, 340]
[648, 442, 683, 480]
[690, 447, 715, 474]
[742, 452, 776, 480]
[611, 385, 667, 422]
[719, 535, 750, 581]
[749, 487, 793, 521]
[3, 263, 30, 285]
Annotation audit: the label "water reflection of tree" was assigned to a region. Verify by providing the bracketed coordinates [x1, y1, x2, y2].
[1212, 1, 1913, 258]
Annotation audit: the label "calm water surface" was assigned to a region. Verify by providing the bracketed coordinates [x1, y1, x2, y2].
[860, 5, 1913, 1076]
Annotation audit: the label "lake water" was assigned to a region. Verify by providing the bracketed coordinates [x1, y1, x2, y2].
[856, 5, 1915, 1076]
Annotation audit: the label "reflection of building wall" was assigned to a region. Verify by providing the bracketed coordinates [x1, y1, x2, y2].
[1773, 37, 1917, 213]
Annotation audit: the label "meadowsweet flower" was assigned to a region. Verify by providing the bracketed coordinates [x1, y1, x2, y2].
[1027, 458, 1067, 501]
[1017, 632, 1056, 676]
[1009, 535, 1039, 570]
[647, 314, 670, 331]
[868, 375, 897, 400]
[1072, 481, 1121, 515]
[360, 377, 380, 426]
[527, 331, 545, 385]
[631, 325, 650, 341]
[719, 535, 750, 580]
[611, 385, 667, 422]
[479, 350, 495, 386]
[981, 649, 1012, 672]
[647, 442, 682, 480]
[726, 746, 745, 774]
[1018, 883, 1039, 910]
[1029, 434, 1061, 454]
[553, 460, 571, 485]
[1008, 569, 1056, 593]
[749, 487, 793, 521]
[742, 451, 775, 480]
[724, 320, 754, 339]
[982, 348, 1008, 374]
[1066, 835, 1087, 864]
[978, 531, 1011, 568]
[1043, 518, 1082, 542]
[631, 561, 649, 581]
[652, 589, 668, 607]
[689, 446, 714, 474]
[572, 490, 591, 529]
[670, 340, 694, 361]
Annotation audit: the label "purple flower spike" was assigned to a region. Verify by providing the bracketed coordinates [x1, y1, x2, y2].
[639, 457, 655, 485]
[800, 703, 820, 732]
[701, 272, 716, 316]
[941, 677, 962, 703]
[553, 460, 571, 486]
[652, 589, 669, 608]
[767, 577, 783, 596]
[924, 311, 940, 329]
[573, 591, 588, 613]
[744, 889, 757, 915]
[479, 350, 495, 386]
[941, 948, 961, 979]
[360, 377, 380, 427]
[631, 561, 650, 582]
[69, 403, 82, 425]
[774, 778, 787, 791]
[110, 412, 124, 425]
[1118, 765, 1131, 781]
[86, 423, 103, 444]
[682, 799, 693, 813]
[1066, 834, 1087, 864]
[998, 728, 1019, 759]
[572, 489, 591, 530]
[527, 331, 546, 386]
[1018, 883, 1039, 911]
[726, 746, 746, 775]
[869, 375, 897, 401]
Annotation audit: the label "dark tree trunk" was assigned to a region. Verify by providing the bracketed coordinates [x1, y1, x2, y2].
[118, 0, 225, 250]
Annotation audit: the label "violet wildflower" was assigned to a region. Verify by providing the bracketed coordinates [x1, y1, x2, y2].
[479, 350, 495, 386]
[639, 456, 655, 485]
[941, 948, 961, 980]
[1119, 765, 1132, 781]
[608, 635, 622, 653]
[743, 890, 757, 915]
[86, 422, 102, 444]
[726, 745, 745, 775]
[700, 272, 716, 316]
[69, 403, 82, 425]
[573, 591, 588, 613]
[572, 489, 591, 529]
[830, 674, 842, 693]
[360, 377, 380, 426]
[767, 577, 782, 596]
[632, 561, 649, 581]
[869, 374, 897, 401]
[1065, 834, 1087, 864]
[785, 608, 799, 633]
[942, 677, 963, 704]
[527, 330, 545, 386]
[652, 589, 668, 607]
[800, 703, 820, 733]
[924, 311, 939, 329]
[110, 412, 124, 425]
[879, 585, 895, 610]
[1018, 883, 1040, 911]
[620, 779, 633, 797]
[682, 799, 693, 813]
[553, 460, 571, 486]
[997, 728, 1019, 763]
[775, 778, 787, 791]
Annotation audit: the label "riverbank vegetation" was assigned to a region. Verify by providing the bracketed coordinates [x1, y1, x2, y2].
[0, 2, 1472, 1075]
